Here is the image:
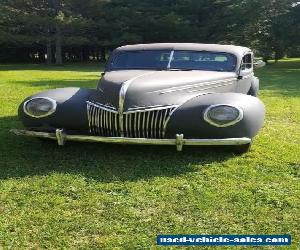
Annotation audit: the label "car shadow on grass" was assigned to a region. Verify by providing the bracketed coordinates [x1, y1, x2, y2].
[0, 116, 236, 183]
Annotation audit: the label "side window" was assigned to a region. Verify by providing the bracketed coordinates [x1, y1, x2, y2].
[241, 54, 252, 70]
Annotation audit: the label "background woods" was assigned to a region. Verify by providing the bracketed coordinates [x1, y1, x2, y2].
[0, 0, 299, 64]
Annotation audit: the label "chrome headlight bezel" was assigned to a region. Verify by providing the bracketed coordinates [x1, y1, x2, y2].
[203, 104, 243, 127]
[23, 97, 57, 118]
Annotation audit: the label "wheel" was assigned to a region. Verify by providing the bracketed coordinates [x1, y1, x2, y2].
[232, 143, 252, 154]
[247, 78, 259, 97]
[247, 85, 258, 97]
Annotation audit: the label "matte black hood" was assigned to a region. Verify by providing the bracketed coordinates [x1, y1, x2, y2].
[90, 70, 237, 110]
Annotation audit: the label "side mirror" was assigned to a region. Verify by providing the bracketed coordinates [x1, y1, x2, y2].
[254, 60, 266, 68]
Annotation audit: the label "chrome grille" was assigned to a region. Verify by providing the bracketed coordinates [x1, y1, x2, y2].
[87, 101, 119, 137]
[87, 101, 176, 138]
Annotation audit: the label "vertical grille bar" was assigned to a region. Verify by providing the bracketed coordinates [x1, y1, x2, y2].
[128, 113, 132, 137]
[95, 107, 99, 135]
[124, 113, 128, 137]
[104, 110, 108, 136]
[101, 109, 106, 136]
[133, 113, 137, 138]
[91, 105, 95, 134]
[110, 113, 113, 136]
[161, 108, 169, 138]
[150, 112, 155, 138]
[145, 111, 150, 138]
[114, 113, 118, 137]
[159, 109, 164, 138]
[137, 112, 141, 138]
[108, 112, 112, 136]
[141, 111, 146, 138]
[153, 110, 159, 138]
[87, 103, 92, 133]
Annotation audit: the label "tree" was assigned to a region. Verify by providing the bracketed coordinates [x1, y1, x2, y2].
[244, 0, 298, 62]
[0, 0, 299, 63]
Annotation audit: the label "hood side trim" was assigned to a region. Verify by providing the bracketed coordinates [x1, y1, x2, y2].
[152, 77, 236, 94]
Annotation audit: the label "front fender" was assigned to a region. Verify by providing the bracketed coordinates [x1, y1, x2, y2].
[19, 87, 96, 133]
[165, 93, 265, 139]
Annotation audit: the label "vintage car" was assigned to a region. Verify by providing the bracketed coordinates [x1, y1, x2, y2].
[12, 43, 265, 153]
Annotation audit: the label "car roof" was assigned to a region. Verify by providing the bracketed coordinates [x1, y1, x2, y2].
[115, 43, 251, 58]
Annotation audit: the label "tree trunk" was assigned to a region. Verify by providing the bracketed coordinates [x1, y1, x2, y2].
[46, 40, 52, 64]
[82, 46, 89, 62]
[100, 47, 106, 62]
[55, 25, 62, 65]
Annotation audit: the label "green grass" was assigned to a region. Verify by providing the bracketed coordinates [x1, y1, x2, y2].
[0, 61, 299, 249]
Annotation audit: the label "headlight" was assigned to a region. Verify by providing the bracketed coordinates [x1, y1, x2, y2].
[23, 97, 57, 118]
[204, 104, 243, 127]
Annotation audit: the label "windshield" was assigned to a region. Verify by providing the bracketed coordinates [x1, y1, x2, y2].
[107, 50, 237, 72]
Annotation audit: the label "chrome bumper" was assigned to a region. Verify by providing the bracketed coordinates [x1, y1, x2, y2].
[11, 129, 251, 151]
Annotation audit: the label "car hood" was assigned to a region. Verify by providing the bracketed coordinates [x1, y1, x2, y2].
[90, 70, 237, 110]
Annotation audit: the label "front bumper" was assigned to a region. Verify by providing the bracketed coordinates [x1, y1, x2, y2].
[11, 129, 251, 151]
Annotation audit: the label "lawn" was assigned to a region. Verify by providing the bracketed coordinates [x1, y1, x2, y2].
[0, 60, 299, 249]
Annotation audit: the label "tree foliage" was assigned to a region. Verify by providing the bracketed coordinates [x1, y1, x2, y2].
[0, 0, 299, 63]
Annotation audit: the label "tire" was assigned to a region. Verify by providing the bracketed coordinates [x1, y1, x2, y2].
[247, 78, 259, 97]
[247, 85, 258, 97]
[232, 143, 252, 154]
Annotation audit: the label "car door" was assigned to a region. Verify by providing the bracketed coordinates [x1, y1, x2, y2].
[236, 53, 253, 94]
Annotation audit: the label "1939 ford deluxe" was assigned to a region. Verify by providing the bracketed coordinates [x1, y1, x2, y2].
[12, 43, 265, 153]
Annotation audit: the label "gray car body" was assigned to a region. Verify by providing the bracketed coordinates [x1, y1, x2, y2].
[18, 43, 265, 142]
